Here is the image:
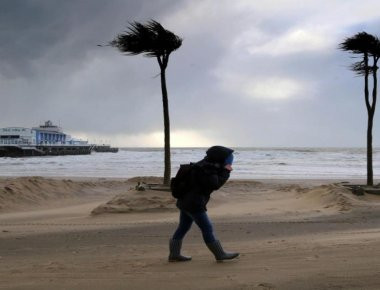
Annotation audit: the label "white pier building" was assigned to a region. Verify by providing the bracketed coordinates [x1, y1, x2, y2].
[0, 121, 87, 146]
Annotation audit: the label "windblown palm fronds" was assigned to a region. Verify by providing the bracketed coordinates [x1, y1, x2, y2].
[110, 20, 182, 59]
[339, 32, 378, 55]
[350, 60, 378, 76]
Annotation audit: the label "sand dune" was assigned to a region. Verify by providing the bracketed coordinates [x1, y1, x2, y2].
[91, 188, 176, 215]
[2, 177, 380, 218]
[293, 183, 380, 214]
[0, 176, 175, 215]
[92, 179, 380, 219]
[0, 176, 129, 212]
[0, 177, 82, 210]
[127, 176, 163, 184]
[295, 184, 354, 212]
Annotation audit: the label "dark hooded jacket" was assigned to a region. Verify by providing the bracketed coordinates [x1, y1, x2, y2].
[176, 146, 234, 213]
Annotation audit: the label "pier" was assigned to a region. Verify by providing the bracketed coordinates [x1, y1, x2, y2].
[0, 121, 118, 157]
[0, 144, 93, 157]
[93, 145, 119, 153]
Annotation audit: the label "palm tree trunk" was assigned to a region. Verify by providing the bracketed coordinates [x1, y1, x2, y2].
[364, 53, 373, 186]
[368, 57, 379, 186]
[160, 67, 171, 185]
[367, 112, 374, 186]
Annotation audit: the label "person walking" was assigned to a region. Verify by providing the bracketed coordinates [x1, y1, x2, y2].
[169, 146, 239, 262]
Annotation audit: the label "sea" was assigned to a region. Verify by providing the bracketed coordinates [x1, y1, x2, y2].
[0, 147, 379, 180]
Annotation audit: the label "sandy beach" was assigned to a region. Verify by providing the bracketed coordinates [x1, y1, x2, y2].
[1, 176, 380, 289]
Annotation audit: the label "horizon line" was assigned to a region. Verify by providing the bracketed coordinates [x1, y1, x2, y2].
[118, 146, 377, 149]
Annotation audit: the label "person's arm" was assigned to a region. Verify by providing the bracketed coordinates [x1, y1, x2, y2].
[213, 168, 230, 190]
[198, 166, 230, 191]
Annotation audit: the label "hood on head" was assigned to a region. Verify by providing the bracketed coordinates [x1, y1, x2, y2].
[205, 146, 234, 164]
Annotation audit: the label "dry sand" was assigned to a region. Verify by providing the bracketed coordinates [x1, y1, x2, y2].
[1, 177, 380, 289]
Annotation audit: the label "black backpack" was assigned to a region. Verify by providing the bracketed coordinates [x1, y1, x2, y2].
[170, 163, 194, 198]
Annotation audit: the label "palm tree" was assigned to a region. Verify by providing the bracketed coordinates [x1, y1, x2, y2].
[110, 20, 182, 185]
[340, 32, 380, 186]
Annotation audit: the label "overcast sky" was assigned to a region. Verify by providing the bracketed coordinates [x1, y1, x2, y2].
[1, 0, 380, 147]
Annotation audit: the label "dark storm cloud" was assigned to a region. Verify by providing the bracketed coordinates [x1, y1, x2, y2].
[1, 0, 380, 146]
[0, 0, 181, 78]
[1, 0, 111, 77]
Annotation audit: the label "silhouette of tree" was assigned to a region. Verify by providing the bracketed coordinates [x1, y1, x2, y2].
[340, 32, 380, 186]
[110, 20, 182, 185]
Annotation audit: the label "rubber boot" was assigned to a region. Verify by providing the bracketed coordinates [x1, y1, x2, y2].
[206, 240, 239, 261]
[168, 239, 192, 262]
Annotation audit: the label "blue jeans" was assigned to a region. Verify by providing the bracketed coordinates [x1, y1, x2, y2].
[172, 210, 216, 243]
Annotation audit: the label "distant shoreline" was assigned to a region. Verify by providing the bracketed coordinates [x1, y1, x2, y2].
[118, 146, 380, 149]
